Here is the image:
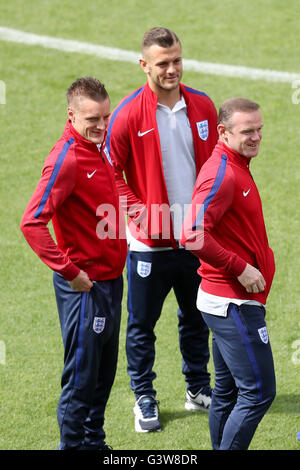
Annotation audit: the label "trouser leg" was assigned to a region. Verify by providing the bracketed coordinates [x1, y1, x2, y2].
[174, 250, 210, 392]
[202, 303, 276, 450]
[53, 273, 122, 449]
[126, 251, 172, 398]
[54, 273, 88, 449]
[83, 276, 123, 449]
[209, 335, 238, 449]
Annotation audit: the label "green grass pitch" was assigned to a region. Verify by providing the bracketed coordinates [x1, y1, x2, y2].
[0, 0, 300, 450]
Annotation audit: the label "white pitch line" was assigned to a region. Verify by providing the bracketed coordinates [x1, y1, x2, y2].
[1, 26, 300, 84]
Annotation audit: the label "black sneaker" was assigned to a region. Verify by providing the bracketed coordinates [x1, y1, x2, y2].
[133, 395, 161, 432]
[99, 442, 113, 450]
[79, 441, 113, 451]
[185, 386, 212, 412]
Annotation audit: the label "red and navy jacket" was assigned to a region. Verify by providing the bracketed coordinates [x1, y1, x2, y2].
[107, 82, 218, 248]
[21, 120, 127, 281]
[181, 141, 275, 304]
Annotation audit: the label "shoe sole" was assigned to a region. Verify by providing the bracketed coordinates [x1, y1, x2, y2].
[185, 401, 210, 412]
[135, 417, 162, 433]
[133, 399, 161, 433]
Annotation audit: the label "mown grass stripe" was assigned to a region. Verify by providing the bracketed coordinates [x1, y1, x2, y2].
[0, 26, 300, 83]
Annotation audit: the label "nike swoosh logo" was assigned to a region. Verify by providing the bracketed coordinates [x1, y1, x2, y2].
[243, 188, 251, 197]
[87, 170, 97, 178]
[138, 128, 154, 137]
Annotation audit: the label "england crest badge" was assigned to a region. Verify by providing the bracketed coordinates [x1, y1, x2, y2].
[137, 261, 152, 278]
[93, 317, 106, 334]
[196, 120, 209, 141]
[258, 326, 269, 344]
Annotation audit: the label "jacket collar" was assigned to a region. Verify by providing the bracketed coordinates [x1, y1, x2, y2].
[215, 141, 251, 169]
[144, 81, 188, 106]
[63, 119, 105, 150]
[144, 82, 158, 105]
[143, 82, 199, 111]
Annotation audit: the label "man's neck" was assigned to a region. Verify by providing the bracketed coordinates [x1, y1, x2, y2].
[150, 83, 181, 109]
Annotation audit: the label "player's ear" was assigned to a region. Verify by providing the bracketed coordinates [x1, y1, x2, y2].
[217, 123, 226, 139]
[67, 106, 74, 123]
[139, 58, 149, 74]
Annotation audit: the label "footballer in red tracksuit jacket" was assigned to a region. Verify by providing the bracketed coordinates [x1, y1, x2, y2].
[180, 140, 275, 305]
[107, 82, 218, 247]
[106, 71, 218, 422]
[20, 101, 127, 450]
[181, 112, 276, 451]
[21, 119, 127, 281]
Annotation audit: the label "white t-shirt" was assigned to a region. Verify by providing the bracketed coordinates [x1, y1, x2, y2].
[197, 287, 265, 317]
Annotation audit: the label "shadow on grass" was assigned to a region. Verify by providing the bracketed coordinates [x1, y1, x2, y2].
[160, 409, 209, 427]
[268, 394, 300, 414]
[159, 394, 300, 427]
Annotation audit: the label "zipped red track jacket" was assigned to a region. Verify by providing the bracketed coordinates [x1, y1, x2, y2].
[181, 141, 275, 304]
[107, 82, 218, 248]
[21, 120, 127, 281]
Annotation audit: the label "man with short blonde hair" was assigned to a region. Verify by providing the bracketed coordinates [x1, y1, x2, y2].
[107, 27, 218, 432]
[181, 97, 276, 450]
[21, 77, 127, 449]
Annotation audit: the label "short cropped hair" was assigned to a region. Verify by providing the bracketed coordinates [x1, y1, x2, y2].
[218, 97, 260, 128]
[142, 27, 181, 52]
[66, 77, 109, 105]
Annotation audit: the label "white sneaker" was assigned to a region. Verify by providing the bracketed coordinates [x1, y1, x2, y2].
[185, 386, 212, 412]
[133, 395, 161, 432]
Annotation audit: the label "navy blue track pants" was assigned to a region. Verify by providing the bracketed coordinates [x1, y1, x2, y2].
[126, 249, 210, 398]
[53, 272, 123, 450]
[202, 303, 276, 450]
